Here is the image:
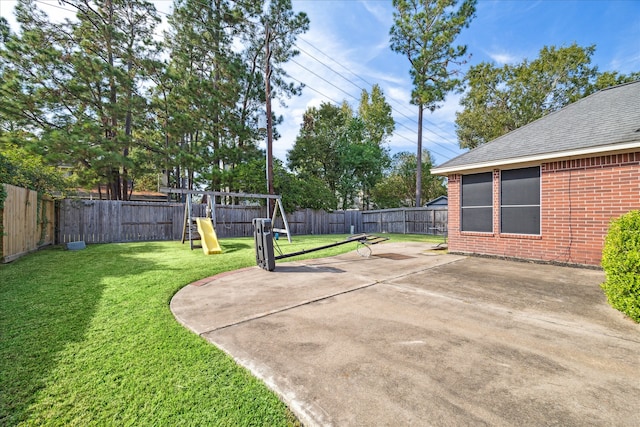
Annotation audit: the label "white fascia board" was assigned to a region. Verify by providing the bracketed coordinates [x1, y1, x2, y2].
[431, 140, 640, 176]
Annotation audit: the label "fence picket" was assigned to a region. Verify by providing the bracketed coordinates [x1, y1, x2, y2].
[51, 200, 447, 244]
[2, 184, 55, 262]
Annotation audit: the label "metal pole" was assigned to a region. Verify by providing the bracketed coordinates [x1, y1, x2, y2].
[274, 234, 369, 260]
[265, 22, 275, 217]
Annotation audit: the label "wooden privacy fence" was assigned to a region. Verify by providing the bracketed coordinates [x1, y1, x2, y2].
[57, 199, 185, 243]
[56, 200, 448, 243]
[362, 207, 448, 235]
[2, 184, 55, 263]
[57, 200, 270, 243]
[286, 209, 363, 235]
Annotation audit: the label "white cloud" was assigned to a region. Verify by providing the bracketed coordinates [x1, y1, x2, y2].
[430, 92, 462, 125]
[360, 0, 394, 27]
[607, 50, 640, 75]
[487, 51, 520, 65]
[385, 85, 411, 106]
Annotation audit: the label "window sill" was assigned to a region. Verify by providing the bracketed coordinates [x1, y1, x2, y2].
[460, 231, 495, 237]
[499, 233, 542, 240]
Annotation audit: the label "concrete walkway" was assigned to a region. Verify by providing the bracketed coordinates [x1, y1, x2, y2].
[171, 242, 640, 426]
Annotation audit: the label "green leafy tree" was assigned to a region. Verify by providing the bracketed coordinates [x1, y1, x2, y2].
[390, 0, 476, 206]
[338, 117, 391, 210]
[287, 102, 349, 209]
[162, 0, 250, 192]
[0, 144, 68, 195]
[159, 0, 308, 198]
[455, 43, 640, 149]
[371, 150, 445, 208]
[233, 158, 334, 212]
[359, 84, 395, 145]
[288, 89, 394, 210]
[1, 0, 162, 200]
[357, 85, 394, 209]
[594, 71, 640, 90]
[0, 1, 60, 143]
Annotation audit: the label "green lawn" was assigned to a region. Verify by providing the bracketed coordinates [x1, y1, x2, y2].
[0, 234, 439, 426]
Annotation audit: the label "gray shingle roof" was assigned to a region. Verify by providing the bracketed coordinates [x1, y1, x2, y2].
[433, 80, 640, 173]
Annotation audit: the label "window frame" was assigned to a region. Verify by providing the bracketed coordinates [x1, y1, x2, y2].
[460, 171, 494, 233]
[499, 166, 541, 235]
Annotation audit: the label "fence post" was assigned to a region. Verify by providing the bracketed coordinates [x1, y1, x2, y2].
[432, 209, 436, 235]
[403, 208, 407, 234]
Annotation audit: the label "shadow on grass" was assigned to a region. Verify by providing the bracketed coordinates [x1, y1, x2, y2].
[0, 243, 165, 426]
[217, 241, 251, 253]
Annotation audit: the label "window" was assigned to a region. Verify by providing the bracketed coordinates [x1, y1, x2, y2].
[500, 167, 540, 235]
[461, 172, 493, 232]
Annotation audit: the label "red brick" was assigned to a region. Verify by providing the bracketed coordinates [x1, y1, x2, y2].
[446, 151, 640, 266]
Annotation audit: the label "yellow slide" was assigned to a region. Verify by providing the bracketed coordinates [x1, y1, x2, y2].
[195, 218, 222, 255]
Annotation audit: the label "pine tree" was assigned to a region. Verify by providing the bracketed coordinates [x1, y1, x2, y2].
[1, 0, 162, 200]
[390, 0, 476, 206]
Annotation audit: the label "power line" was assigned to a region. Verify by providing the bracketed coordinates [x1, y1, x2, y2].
[292, 42, 461, 154]
[295, 36, 462, 145]
[289, 45, 460, 156]
[286, 61, 457, 160]
[28, 0, 460, 162]
[285, 73, 454, 161]
[293, 42, 458, 149]
[289, 57, 360, 104]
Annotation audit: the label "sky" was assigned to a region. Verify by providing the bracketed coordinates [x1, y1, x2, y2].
[1, 0, 639, 167]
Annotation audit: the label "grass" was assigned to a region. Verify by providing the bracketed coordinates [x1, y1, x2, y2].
[0, 233, 440, 426]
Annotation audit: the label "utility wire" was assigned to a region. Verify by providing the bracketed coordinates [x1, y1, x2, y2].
[286, 61, 456, 160]
[285, 73, 453, 161]
[289, 47, 460, 156]
[295, 36, 462, 144]
[29, 0, 460, 162]
[292, 42, 460, 156]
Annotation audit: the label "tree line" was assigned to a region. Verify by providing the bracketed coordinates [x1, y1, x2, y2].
[389, 0, 638, 205]
[0, 0, 445, 210]
[0, 0, 311, 205]
[1, 0, 636, 211]
[455, 43, 640, 149]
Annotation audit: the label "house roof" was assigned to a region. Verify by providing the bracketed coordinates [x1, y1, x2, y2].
[432, 80, 640, 175]
[424, 195, 448, 207]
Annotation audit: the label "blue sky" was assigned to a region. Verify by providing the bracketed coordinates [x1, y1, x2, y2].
[2, 0, 639, 166]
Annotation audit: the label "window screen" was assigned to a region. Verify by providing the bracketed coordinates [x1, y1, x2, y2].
[461, 172, 493, 232]
[500, 167, 540, 234]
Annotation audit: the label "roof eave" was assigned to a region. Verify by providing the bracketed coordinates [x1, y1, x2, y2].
[431, 140, 640, 175]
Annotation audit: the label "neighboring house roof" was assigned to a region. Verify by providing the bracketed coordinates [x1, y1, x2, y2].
[432, 80, 640, 175]
[424, 195, 448, 207]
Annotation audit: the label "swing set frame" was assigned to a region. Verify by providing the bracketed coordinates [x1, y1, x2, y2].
[160, 188, 292, 244]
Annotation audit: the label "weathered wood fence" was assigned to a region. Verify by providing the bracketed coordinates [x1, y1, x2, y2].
[56, 200, 447, 243]
[57, 199, 186, 243]
[2, 184, 55, 263]
[362, 207, 448, 235]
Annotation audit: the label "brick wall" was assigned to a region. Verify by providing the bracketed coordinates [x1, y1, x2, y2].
[446, 151, 640, 266]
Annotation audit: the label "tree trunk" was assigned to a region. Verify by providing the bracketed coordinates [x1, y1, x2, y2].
[106, 0, 120, 200]
[416, 105, 423, 207]
[122, 56, 134, 201]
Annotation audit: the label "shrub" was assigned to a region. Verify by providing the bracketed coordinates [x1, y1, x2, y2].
[601, 210, 640, 323]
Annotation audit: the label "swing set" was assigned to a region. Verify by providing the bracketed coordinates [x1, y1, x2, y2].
[160, 188, 292, 255]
